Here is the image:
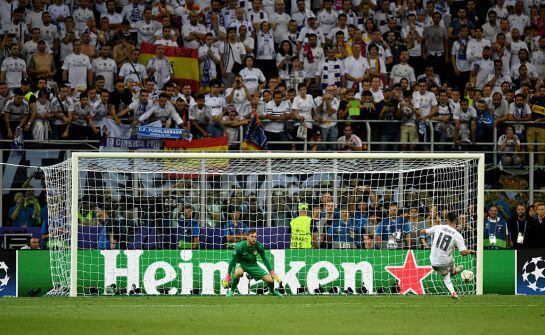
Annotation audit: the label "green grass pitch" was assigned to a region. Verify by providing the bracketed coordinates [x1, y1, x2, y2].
[1, 295, 544, 334]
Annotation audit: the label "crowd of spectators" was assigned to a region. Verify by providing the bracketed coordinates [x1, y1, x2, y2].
[0, 0, 543, 161]
[2, 0, 545, 250]
[77, 185, 544, 250]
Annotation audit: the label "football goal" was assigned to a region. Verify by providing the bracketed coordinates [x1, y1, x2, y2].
[40, 152, 484, 296]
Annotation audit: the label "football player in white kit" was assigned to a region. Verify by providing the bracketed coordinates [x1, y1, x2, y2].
[421, 212, 475, 299]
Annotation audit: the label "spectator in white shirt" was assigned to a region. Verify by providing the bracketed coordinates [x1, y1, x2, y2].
[297, 15, 324, 52]
[229, 7, 253, 36]
[486, 59, 512, 91]
[327, 14, 349, 43]
[466, 27, 492, 63]
[239, 55, 266, 94]
[62, 40, 93, 92]
[225, 74, 251, 114]
[102, 0, 124, 30]
[315, 48, 345, 91]
[290, 83, 315, 142]
[264, 89, 291, 150]
[390, 50, 416, 86]
[277, 40, 294, 82]
[453, 98, 477, 146]
[300, 33, 324, 84]
[239, 25, 255, 55]
[470, 46, 495, 89]
[531, 36, 545, 80]
[205, 80, 227, 137]
[155, 28, 179, 46]
[121, 0, 145, 25]
[137, 93, 183, 128]
[508, 1, 530, 36]
[247, 0, 269, 31]
[199, 33, 222, 88]
[48, 0, 70, 30]
[188, 93, 213, 138]
[344, 43, 369, 90]
[118, 49, 147, 85]
[413, 79, 438, 146]
[337, 124, 363, 151]
[146, 44, 174, 89]
[133, 7, 163, 47]
[483, 10, 501, 42]
[291, 0, 313, 30]
[317, 0, 338, 37]
[219, 27, 246, 87]
[0, 7, 27, 44]
[510, 49, 539, 80]
[314, 85, 340, 151]
[255, 21, 277, 80]
[26, 0, 45, 30]
[269, 0, 291, 45]
[498, 125, 522, 166]
[509, 28, 528, 66]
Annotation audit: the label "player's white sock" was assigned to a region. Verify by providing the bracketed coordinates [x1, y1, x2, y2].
[443, 273, 455, 294]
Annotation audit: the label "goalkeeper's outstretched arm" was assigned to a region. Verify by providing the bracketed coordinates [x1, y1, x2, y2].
[227, 250, 238, 275]
[222, 251, 238, 289]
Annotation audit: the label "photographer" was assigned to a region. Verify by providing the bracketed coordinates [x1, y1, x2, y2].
[225, 74, 251, 114]
[8, 192, 33, 228]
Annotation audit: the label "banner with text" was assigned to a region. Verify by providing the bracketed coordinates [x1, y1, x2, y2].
[64, 250, 474, 295]
[99, 137, 164, 151]
[138, 126, 192, 140]
[17, 250, 519, 296]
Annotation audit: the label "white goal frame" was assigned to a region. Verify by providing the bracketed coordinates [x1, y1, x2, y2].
[69, 152, 485, 297]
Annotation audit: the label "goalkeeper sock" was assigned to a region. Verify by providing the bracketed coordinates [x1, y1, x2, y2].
[267, 281, 275, 294]
[231, 277, 240, 291]
[444, 273, 455, 294]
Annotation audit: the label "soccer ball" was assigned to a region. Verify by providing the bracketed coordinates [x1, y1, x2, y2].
[461, 270, 474, 282]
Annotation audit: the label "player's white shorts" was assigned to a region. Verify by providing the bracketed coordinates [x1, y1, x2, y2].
[432, 261, 454, 276]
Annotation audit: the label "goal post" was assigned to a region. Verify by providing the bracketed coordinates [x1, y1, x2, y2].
[43, 152, 484, 297]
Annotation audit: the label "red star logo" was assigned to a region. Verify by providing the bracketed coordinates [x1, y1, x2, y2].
[385, 250, 433, 295]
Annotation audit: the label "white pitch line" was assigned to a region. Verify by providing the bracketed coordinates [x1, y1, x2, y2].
[1, 303, 544, 308]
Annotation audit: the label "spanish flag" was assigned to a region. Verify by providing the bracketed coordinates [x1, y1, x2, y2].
[164, 136, 229, 152]
[163, 137, 229, 178]
[241, 112, 268, 151]
[139, 43, 200, 92]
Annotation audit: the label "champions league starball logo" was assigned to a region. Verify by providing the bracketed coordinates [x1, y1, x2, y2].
[0, 261, 10, 292]
[521, 257, 545, 292]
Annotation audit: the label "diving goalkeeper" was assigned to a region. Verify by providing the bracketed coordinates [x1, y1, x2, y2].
[222, 230, 283, 297]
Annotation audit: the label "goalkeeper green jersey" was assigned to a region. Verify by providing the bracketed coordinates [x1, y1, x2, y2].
[227, 240, 273, 274]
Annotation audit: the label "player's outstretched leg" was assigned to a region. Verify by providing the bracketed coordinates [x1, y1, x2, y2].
[443, 272, 458, 299]
[227, 268, 244, 297]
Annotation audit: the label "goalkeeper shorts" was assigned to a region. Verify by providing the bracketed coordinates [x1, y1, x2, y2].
[236, 263, 268, 280]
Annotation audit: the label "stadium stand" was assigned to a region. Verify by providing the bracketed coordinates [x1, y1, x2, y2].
[0, 0, 544, 251]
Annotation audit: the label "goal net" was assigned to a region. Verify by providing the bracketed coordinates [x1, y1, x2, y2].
[41, 152, 484, 296]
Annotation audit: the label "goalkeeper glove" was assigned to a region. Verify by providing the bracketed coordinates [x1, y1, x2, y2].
[221, 274, 231, 289]
[270, 271, 280, 283]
